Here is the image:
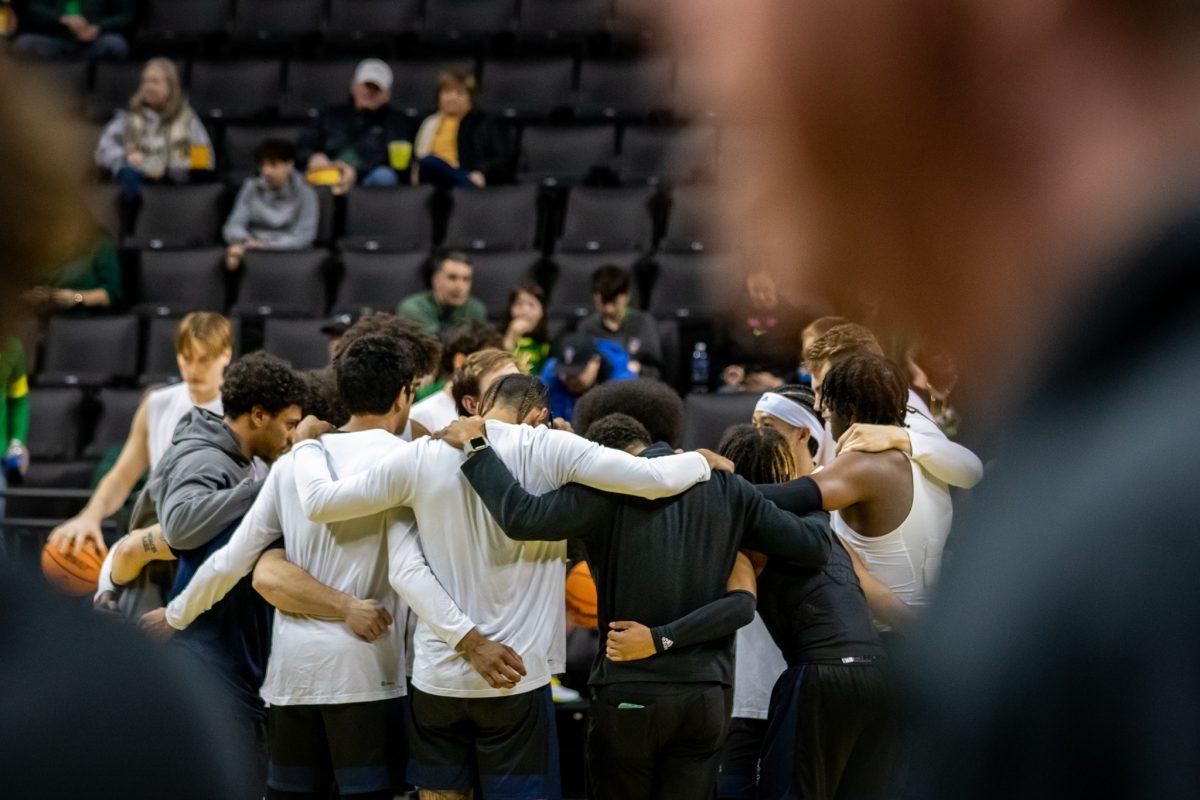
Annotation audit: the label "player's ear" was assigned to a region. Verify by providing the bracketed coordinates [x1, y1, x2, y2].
[462, 395, 479, 415]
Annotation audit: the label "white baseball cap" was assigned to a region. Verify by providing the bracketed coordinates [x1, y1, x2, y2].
[353, 59, 393, 91]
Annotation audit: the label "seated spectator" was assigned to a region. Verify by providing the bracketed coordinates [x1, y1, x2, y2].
[502, 283, 551, 375]
[222, 139, 318, 272]
[540, 332, 636, 424]
[298, 59, 411, 195]
[577, 265, 664, 379]
[718, 269, 803, 392]
[94, 58, 214, 200]
[25, 234, 121, 315]
[1, 335, 30, 520]
[12, 0, 132, 61]
[397, 251, 487, 336]
[413, 69, 510, 188]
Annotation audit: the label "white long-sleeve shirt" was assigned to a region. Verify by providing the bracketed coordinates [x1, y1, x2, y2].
[292, 419, 712, 699]
[165, 429, 473, 706]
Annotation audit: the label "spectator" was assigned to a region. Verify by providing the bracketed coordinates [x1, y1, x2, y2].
[222, 138, 318, 272]
[540, 332, 636, 424]
[397, 251, 487, 336]
[501, 283, 551, 375]
[12, 0, 132, 61]
[577, 265, 664, 379]
[718, 270, 803, 392]
[413, 69, 510, 188]
[298, 59, 411, 195]
[1, 336, 30, 519]
[94, 58, 214, 200]
[25, 234, 122, 315]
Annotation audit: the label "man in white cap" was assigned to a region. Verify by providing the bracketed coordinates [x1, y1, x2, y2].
[298, 58, 411, 195]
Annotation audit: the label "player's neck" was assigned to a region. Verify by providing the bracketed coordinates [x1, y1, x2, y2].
[188, 384, 220, 406]
[342, 412, 402, 436]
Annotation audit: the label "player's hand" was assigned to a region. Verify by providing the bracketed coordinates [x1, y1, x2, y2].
[696, 448, 734, 473]
[93, 589, 121, 617]
[837, 423, 911, 457]
[343, 598, 392, 643]
[458, 628, 526, 689]
[47, 516, 106, 558]
[433, 416, 486, 450]
[138, 607, 176, 642]
[606, 621, 656, 662]
[294, 415, 334, 443]
[551, 417, 573, 432]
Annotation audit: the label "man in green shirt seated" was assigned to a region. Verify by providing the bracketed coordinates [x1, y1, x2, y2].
[397, 251, 487, 336]
[25, 235, 123, 316]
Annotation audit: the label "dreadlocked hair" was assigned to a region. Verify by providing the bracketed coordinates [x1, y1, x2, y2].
[773, 383, 821, 458]
[479, 374, 549, 422]
[820, 352, 908, 427]
[717, 424, 796, 485]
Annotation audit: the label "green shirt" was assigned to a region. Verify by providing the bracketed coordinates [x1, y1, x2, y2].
[54, 237, 123, 312]
[396, 291, 487, 336]
[513, 337, 550, 376]
[0, 337, 30, 448]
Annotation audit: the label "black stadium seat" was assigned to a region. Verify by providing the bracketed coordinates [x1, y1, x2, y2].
[557, 187, 655, 253]
[83, 389, 144, 459]
[619, 125, 718, 186]
[516, 0, 608, 45]
[442, 185, 540, 252]
[681, 392, 763, 450]
[88, 61, 152, 121]
[467, 251, 542, 314]
[281, 60, 359, 120]
[189, 60, 284, 120]
[518, 125, 616, 186]
[648, 252, 741, 319]
[26, 389, 88, 462]
[341, 186, 435, 253]
[325, 0, 421, 48]
[391, 59, 476, 119]
[334, 251, 427, 316]
[38, 316, 140, 387]
[30, 60, 89, 99]
[221, 123, 303, 182]
[262, 319, 331, 370]
[231, 0, 323, 43]
[547, 251, 642, 317]
[136, 0, 229, 48]
[661, 185, 718, 253]
[127, 184, 226, 250]
[136, 247, 228, 316]
[576, 58, 674, 120]
[232, 250, 329, 318]
[479, 59, 575, 120]
[422, 0, 516, 43]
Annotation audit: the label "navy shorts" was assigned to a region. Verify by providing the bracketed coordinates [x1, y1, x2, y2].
[717, 717, 768, 798]
[406, 685, 561, 800]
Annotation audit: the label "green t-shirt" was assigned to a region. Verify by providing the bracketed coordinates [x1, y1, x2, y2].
[0, 336, 30, 448]
[396, 291, 488, 336]
[54, 237, 123, 312]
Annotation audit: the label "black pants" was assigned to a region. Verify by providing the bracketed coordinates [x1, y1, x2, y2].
[758, 662, 899, 800]
[717, 717, 768, 799]
[586, 682, 732, 800]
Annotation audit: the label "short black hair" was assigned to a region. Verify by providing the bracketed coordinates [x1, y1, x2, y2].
[773, 383, 821, 458]
[435, 250, 473, 273]
[821, 352, 908, 427]
[590, 265, 631, 303]
[335, 334, 416, 416]
[479, 374, 548, 421]
[221, 351, 307, 419]
[718, 424, 796, 485]
[254, 138, 297, 165]
[300, 367, 349, 428]
[439, 321, 502, 378]
[584, 413, 651, 451]
[337, 312, 441, 379]
[572, 378, 684, 448]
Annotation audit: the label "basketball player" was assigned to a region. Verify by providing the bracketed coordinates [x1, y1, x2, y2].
[289, 374, 725, 799]
[408, 321, 502, 437]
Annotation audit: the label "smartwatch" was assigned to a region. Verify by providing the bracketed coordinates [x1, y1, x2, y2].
[464, 435, 491, 456]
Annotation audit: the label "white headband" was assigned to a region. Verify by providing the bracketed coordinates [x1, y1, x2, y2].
[755, 392, 826, 457]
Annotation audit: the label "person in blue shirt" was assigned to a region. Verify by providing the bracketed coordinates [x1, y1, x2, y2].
[539, 332, 636, 424]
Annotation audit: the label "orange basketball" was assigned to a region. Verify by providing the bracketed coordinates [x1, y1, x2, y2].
[565, 560, 598, 629]
[41, 539, 106, 596]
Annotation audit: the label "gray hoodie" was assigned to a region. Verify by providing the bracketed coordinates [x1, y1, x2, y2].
[131, 408, 263, 552]
[222, 170, 318, 249]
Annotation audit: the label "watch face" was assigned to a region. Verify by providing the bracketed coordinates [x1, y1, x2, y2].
[469, 436, 488, 450]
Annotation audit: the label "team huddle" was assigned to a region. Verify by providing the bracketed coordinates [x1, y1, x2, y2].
[48, 311, 978, 800]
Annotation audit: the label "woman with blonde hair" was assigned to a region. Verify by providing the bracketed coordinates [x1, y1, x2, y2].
[94, 57, 213, 199]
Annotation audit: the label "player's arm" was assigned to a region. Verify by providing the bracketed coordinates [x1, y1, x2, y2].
[838, 418, 983, 489]
[843, 542, 918, 631]
[291, 438, 416, 524]
[158, 453, 263, 551]
[756, 454, 874, 515]
[606, 552, 758, 662]
[459, 446, 610, 541]
[553, 428, 723, 499]
[48, 398, 151, 555]
[110, 524, 175, 586]
[741, 478, 833, 567]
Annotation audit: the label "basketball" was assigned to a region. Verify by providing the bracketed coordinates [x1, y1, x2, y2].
[41, 539, 106, 596]
[565, 560, 598, 629]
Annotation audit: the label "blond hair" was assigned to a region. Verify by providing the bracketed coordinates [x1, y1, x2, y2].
[174, 312, 233, 358]
[451, 348, 517, 416]
[131, 58, 187, 121]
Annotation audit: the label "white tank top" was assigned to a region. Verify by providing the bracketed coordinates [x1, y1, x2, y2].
[732, 612, 788, 720]
[832, 458, 952, 608]
[145, 382, 223, 469]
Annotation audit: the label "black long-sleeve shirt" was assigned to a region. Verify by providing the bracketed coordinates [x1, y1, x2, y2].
[460, 442, 833, 687]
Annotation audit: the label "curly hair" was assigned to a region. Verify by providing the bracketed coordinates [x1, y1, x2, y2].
[584, 413, 651, 451]
[718, 424, 796, 485]
[572, 378, 685, 448]
[336, 312, 441, 380]
[451, 349, 518, 416]
[803, 323, 883, 372]
[820, 352, 908, 427]
[478, 374, 548, 421]
[439, 321, 503, 379]
[300, 367, 349, 428]
[221, 351, 307, 419]
[335, 334, 417, 416]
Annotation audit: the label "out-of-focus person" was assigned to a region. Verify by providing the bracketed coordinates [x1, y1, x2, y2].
[11, 0, 132, 61]
[94, 57, 214, 200]
[413, 68, 510, 188]
[0, 335, 31, 519]
[577, 265, 664, 379]
[298, 58, 411, 195]
[24, 233, 121, 315]
[397, 251, 487, 336]
[540, 332, 636, 425]
[718, 270, 802, 393]
[222, 138, 318, 272]
[502, 283, 551, 375]
[662, 1, 1200, 797]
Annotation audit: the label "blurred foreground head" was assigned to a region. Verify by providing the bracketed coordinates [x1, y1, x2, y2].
[659, 1, 1200, 409]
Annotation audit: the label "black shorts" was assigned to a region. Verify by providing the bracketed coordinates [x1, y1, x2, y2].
[758, 662, 899, 800]
[266, 698, 405, 797]
[406, 685, 560, 799]
[717, 717, 768, 799]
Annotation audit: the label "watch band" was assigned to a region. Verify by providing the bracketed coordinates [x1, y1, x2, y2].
[464, 435, 490, 455]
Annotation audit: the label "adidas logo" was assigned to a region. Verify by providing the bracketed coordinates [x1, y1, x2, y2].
[661, 637, 674, 651]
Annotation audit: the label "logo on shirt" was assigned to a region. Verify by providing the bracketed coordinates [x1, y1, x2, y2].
[661, 637, 674, 651]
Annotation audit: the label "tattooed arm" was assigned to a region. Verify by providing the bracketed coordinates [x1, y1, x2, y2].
[110, 524, 176, 586]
